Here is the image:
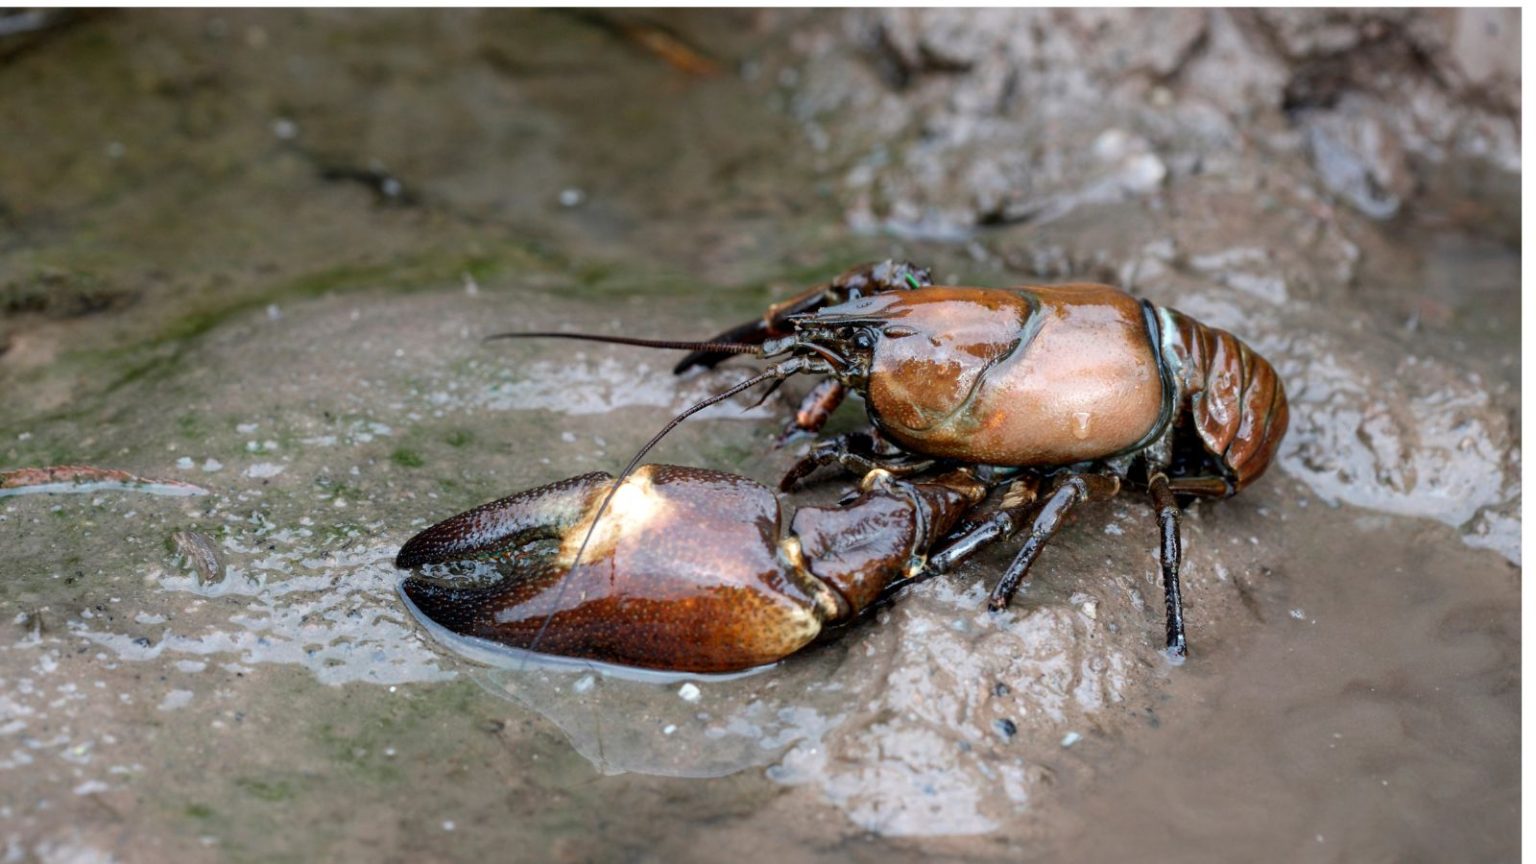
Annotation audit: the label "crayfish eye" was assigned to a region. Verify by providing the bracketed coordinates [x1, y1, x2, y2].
[852, 329, 876, 351]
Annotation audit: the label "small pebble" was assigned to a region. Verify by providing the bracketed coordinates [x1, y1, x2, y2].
[1061, 731, 1082, 748]
[171, 531, 224, 587]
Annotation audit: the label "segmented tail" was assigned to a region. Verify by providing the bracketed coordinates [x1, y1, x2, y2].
[1157, 308, 1289, 493]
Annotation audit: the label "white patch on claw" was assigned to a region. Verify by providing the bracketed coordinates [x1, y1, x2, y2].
[558, 469, 668, 566]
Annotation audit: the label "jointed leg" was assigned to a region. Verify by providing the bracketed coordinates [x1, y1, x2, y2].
[1166, 474, 1231, 497]
[1148, 473, 1188, 660]
[987, 474, 1120, 611]
[778, 430, 933, 491]
[778, 378, 846, 444]
[921, 476, 1040, 576]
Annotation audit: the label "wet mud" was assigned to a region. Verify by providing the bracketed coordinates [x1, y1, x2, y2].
[0, 9, 1519, 863]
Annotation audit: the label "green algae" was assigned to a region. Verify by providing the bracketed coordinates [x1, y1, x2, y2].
[389, 448, 424, 469]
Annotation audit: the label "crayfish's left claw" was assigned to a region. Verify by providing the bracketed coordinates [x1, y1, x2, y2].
[396, 463, 986, 674]
[395, 472, 610, 569]
[396, 465, 839, 673]
[402, 571, 528, 637]
[396, 471, 612, 638]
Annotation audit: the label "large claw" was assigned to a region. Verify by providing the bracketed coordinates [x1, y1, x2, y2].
[396, 464, 984, 674]
[395, 472, 608, 570]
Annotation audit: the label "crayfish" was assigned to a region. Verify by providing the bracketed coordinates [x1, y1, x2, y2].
[396, 261, 1288, 670]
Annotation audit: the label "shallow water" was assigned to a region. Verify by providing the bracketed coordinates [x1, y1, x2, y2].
[0, 9, 1519, 863]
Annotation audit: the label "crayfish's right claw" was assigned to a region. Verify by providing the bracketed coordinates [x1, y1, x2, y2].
[672, 288, 827, 375]
[673, 260, 933, 376]
[673, 316, 782, 375]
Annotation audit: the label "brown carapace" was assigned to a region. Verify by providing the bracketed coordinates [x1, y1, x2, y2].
[401, 261, 1289, 668]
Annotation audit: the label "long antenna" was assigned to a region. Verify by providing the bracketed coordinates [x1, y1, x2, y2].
[486, 331, 762, 357]
[523, 360, 807, 658]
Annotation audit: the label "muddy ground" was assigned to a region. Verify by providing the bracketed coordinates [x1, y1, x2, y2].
[0, 10, 1519, 863]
